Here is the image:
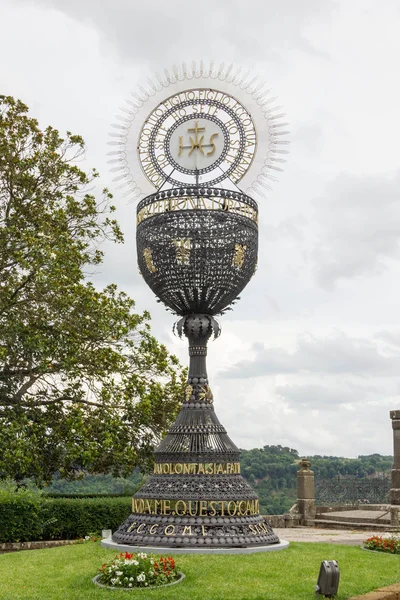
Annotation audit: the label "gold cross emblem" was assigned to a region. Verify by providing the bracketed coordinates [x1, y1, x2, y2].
[178, 121, 218, 157]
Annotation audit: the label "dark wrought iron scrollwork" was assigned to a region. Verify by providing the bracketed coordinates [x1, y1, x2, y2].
[111, 188, 281, 549]
[136, 188, 258, 316]
[315, 476, 391, 506]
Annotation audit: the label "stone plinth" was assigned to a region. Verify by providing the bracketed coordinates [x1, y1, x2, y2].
[390, 410, 400, 506]
[297, 459, 316, 525]
[390, 410, 400, 526]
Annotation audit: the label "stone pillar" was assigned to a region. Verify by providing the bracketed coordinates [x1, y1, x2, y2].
[297, 458, 316, 525]
[390, 410, 400, 525]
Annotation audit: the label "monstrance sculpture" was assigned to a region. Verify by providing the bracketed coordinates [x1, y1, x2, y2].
[107, 62, 289, 550]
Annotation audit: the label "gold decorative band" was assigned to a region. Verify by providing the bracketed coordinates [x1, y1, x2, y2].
[126, 520, 269, 537]
[153, 462, 240, 475]
[137, 195, 258, 225]
[132, 498, 259, 517]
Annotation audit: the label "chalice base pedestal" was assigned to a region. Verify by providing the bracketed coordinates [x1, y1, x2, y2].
[110, 395, 282, 551]
[110, 307, 282, 551]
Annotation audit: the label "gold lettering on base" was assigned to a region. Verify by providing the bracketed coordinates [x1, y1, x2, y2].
[249, 525, 258, 535]
[175, 500, 187, 516]
[199, 501, 208, 516]
[149, 524, 159, 534]
[153, 461, 241, 475]
[164, 525, 175, 536]
[163, 500, 171, 515]
[131, 497, 259, 516]
[182, 525, 193, 536]
[227, 501, 237, 516]
[188, 501, 198, 516]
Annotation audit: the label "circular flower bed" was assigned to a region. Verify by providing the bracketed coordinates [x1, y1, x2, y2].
[94, 552, 182, 589]
[363, 535, 400, 554]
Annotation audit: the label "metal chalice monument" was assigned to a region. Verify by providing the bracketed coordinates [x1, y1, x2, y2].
[107, 62, 288, 550]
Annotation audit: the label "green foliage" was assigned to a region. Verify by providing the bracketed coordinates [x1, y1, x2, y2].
[0, 479, 44, 542]
[41, 497, 132, 541]
[0, 96, 186, 484]
[45, 471, 144, 496]
[240, 446, 393, 515]
[0, 488, 132, 542]
[240, 445, 299, 514]
[311, 453, 393, 478]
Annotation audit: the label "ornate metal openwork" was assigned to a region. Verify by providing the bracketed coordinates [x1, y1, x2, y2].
[111, 70, 287, 550]
[111, 199, 279, 548]
[315, 477, 391, 506]
[136, 188, 258, 315]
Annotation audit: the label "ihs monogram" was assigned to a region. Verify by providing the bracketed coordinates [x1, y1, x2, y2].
[178, 121, 219, 157]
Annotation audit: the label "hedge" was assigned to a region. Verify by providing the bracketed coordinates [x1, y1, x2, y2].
[0, 496, 132, 543]
[43, 492, 132, 498]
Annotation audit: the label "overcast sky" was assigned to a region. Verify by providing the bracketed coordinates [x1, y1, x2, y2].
[3, 0, 400, 458]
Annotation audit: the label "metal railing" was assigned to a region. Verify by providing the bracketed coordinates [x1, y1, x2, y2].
[315, 476, 391, 506]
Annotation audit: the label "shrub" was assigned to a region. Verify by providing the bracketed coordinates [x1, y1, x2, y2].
[43, 492, 132, 498]
[0, 489, 132, 543]
[41, 497, 132, 540]
[0, 479, 44, 542]
[364, 535, 400, 554]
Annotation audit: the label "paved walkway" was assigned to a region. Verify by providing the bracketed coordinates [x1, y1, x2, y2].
[319, 509, 391, 521]
[274, 527, 393, 546]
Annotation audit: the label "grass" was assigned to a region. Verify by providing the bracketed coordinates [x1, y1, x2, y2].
[0, 541, 399, 600]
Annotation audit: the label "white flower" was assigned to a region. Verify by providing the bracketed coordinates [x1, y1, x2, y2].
[111, 578, 118, 585]
[129, 577, 134, 581]
[128, 583, 133, 587]
[132, 560, 139, 566]
[138, 552, 147, 559]
[150, 558, 154, 564]
[116, 571, 123, 576]
[84, 536, 90, 541]
[137, 572, 146, 582]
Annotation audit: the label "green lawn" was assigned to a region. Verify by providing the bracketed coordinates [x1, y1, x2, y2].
[0, 542, 399, 600]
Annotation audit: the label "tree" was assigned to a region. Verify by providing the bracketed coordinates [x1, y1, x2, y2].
[0, 96, 186, 484]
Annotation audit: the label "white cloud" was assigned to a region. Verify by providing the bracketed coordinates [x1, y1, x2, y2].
[223, 330, 400, 378]
[311, 171, 400, 289]
[275, 382, 373, 409]
[23, 0, 336, 64]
